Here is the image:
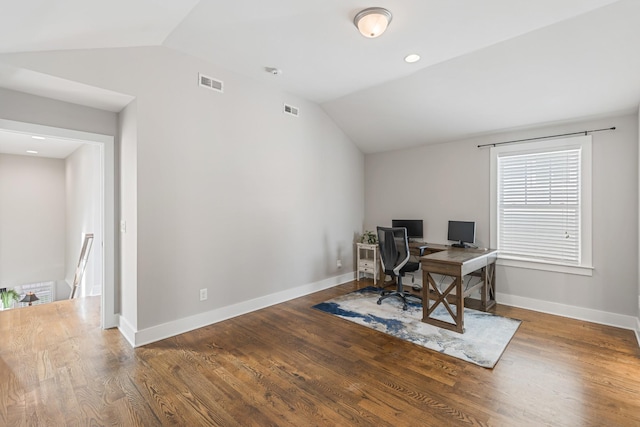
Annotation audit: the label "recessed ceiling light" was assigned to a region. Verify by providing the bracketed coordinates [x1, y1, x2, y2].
[404, 54, 421, 63]
[31, 136, 45, 140]
[26, 150, 39, 154]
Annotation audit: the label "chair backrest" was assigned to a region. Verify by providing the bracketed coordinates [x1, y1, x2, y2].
[377, 226, 410, 276]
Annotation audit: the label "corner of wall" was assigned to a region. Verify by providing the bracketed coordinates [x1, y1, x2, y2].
[117, 314, 136, 348]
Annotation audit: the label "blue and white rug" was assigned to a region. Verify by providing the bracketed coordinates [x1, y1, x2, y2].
[313, 287, 521, 368]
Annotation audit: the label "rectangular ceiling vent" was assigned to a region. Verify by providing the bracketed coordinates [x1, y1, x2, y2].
[283, 104, 299, 117]
[199, 73, 223, 93]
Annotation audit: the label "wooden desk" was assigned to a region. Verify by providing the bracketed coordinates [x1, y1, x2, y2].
[411, 242, 447, 254]
[420, 245, 497, 333]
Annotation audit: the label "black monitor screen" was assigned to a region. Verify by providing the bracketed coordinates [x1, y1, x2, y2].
[391, 219, 423, 239]
[447, 221, 476, 245]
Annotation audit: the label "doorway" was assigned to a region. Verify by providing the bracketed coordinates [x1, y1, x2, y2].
[0, 119, 116, 328]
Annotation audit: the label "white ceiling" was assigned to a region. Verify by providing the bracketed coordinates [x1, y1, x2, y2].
[0, 0, 638, 153]
[0, 129, 84, 159]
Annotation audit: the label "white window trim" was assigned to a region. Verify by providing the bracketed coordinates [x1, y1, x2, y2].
[490, 135, 593, 276]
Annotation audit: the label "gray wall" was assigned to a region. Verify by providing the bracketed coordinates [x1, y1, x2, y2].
[0, 87, 118, 137]
[118, 100, 138, 329]
[1, 46, 365, 333]
[65, 143, 102, 297]
[0, 153, 65, 287]
[366, 113, 638, 319]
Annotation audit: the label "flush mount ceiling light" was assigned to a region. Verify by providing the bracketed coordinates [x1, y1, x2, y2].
[354, 7, 392, 38]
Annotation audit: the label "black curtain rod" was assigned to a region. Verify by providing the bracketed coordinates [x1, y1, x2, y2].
[477, 126, 616, 148]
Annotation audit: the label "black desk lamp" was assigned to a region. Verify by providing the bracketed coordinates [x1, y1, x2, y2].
[20, 292, 39, 306]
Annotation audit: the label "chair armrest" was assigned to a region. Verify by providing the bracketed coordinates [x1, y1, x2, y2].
[417, 245, 429, 256]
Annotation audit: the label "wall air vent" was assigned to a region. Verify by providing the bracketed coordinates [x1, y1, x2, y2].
[283, 104, 299, 117]
[199, 73, 223, 93]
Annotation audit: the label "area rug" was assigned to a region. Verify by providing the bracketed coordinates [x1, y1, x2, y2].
[312, 287, 521, 368]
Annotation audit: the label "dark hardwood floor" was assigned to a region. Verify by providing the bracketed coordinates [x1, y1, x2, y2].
[1, 279, 639, 426]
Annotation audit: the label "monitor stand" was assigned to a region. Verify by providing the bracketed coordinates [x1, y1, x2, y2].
[451, 242, 469, 248]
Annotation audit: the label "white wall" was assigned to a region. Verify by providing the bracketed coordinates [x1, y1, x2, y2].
[366, 113, 638, 324]
[0, 153, 65, 287]
[65, 143, 102, 297]
[0, 47, 365, 339]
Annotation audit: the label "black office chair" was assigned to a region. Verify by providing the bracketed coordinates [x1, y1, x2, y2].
[376, 226, 423, 310]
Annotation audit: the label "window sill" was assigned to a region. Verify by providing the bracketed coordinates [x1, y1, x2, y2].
[497, 256, 593, 276]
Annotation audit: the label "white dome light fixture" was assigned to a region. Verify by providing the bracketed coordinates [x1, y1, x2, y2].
[354, 7, 392, 38]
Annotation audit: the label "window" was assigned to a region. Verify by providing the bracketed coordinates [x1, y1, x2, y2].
[490, 136, 592, 276]
[17, 281, 54, 306]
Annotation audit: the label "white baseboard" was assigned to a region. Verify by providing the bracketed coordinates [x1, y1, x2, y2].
[117, 314, 136, 347]
[497, 292, 639, 332]
[116, 277, 640, 349]
[119, 271, 356, 347]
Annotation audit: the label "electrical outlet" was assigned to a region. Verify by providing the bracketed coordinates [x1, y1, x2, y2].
[337, 259, 342, 268]
[200, 288, 208, 301]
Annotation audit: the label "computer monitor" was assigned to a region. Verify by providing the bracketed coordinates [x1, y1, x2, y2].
[447, 220, 476, 248]
[391, 219, 423, 241]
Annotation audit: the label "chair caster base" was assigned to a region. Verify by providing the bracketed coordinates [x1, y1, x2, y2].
[377, 291, 418, 311]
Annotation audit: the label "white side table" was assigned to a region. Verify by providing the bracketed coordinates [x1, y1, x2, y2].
[356, 243, 380, 285]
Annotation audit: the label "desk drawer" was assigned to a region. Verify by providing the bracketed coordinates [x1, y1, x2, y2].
[360, 260, 376, 268]
[360, 267, 376, 274]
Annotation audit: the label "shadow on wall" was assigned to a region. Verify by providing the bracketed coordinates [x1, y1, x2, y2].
[322, 231, 350, 277]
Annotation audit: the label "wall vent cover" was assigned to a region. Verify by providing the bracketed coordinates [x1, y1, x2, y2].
[283, 104, 299, 117]
[199, 73, 223, 93]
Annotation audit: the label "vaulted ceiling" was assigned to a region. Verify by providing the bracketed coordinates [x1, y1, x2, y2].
[1, 0, 639, 153]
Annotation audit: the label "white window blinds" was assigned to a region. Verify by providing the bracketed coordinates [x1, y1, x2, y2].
[497, 148, 581, 264]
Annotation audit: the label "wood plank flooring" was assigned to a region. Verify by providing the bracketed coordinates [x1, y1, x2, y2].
[1, 280, 639, 426]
